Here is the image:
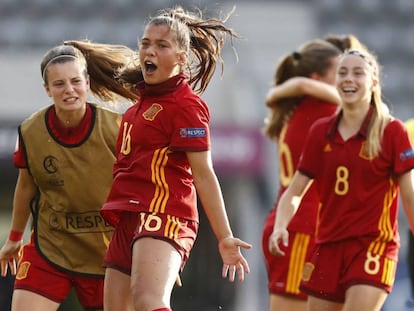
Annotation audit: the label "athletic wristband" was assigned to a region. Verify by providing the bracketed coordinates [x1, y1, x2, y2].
[8, 230, 23, 242]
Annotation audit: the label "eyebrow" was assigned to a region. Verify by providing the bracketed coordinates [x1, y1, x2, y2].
[140, 38, 170, 44]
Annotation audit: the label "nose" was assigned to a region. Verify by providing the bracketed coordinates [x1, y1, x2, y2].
[145, 45, 156, 56]
[340, 73, 352, 83]
[344, 75, 352, 83]
[64, 83, 75, 92]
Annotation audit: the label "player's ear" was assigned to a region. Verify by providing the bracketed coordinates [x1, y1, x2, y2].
[44, 84, 51, 97]
[178, 51, 187, 66]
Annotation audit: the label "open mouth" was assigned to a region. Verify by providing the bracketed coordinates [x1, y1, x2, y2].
[145, 61, 157, 73]
[342, 87, 357, 94]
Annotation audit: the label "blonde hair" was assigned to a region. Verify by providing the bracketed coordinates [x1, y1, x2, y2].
[342, 49, 391, 158]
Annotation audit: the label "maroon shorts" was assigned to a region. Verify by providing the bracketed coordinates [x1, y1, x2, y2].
[262, 209, 314, 299]
[15, 239, 104, 309]
[104, 211, 198, 274]
[301, 236, 399, 302]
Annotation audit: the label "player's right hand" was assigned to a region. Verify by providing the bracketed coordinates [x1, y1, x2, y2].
[0, 240, 22, 277]
[268, 228, 289, 256]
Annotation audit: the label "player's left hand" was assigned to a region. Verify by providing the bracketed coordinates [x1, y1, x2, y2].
[218, 237, 252, 282]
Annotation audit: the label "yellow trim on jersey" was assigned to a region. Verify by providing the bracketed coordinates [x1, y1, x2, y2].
[369, 178, 397, 255]
[286, 232, 310, 294]
[150, 147, 170, 214]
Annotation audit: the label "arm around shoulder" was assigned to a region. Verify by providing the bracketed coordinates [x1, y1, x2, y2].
[266, 77, 340, 107]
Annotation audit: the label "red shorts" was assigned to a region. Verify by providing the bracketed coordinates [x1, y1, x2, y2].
[104, 211, 198, 274]
[301, 236, 399, 302]
[262, 209, 314, 299]
[15, 239, 104, 309]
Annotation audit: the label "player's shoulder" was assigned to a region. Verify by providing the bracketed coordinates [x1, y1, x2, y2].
[21, 105, 50, 129]
[385, 116, 407, 132]
[311, 113, 337, 131]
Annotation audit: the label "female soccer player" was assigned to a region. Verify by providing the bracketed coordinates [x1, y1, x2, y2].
[261, 34, 366, 311]
[269, 48, 414, 310]
[66, 6, 252, 311]
[0, 43, 127, 310]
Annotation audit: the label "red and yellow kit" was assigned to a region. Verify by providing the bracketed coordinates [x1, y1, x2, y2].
[299, 109, 414, 243]
[298, 109, 414, 301]
[262, 97, 337, 298]
[101, 73, 210, 226]
[102, 74, 210, 271]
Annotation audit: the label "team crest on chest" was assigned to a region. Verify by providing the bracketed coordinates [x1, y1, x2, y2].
[358, 141, 373, 160]
[323, 143, 332, 152]
[143, 103, 163, 121]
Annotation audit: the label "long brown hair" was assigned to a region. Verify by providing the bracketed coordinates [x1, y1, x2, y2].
[155, 6, 239, 94]
[264, 39, 342, 140]
[63, 40, 140, 102]
[64, 5, 239, 103]
[264, 34, 367, 140]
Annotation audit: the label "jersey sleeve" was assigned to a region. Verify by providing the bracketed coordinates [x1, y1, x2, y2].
[387, 119, 414, 174]
[13, 132, 27, 168]
[169, 97, 211, 152]
[297, 119, 328, 179]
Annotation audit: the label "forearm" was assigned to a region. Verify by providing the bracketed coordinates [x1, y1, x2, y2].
[194, 173, 233, 241]
[273, 171, 312, 232]
[11, 194, 32, 233]
[266, 77, 340, 107]
[273, 194, 300, 232]
[10, 170, 37, 234]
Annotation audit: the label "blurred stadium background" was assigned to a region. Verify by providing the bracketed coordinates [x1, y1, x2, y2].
[0, 0, 413, 310]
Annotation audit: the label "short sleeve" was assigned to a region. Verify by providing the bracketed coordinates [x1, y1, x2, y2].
[169, 98, 210, 152]
[297, 121, 327, 179]
[13, 133, 27, 168]
[387, 119, 414, 174]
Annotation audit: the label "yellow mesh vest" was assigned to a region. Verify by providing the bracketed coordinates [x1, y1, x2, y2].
[406, 118, 414, 145]
[20, 104, 121, 276]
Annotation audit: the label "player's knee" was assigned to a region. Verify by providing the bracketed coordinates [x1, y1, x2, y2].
[130, 283, 158, 310]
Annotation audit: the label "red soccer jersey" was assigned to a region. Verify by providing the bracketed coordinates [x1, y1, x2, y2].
[299, 110, 414, 244]
[277, 96, 338, 234]
[101, 73, 210, 227]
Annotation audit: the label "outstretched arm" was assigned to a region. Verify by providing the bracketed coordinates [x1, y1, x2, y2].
[187, 150, 252, 282]
[0, 169, 36, 276]
[269, 171, 312, 256]
[266, 77, 340, 107]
